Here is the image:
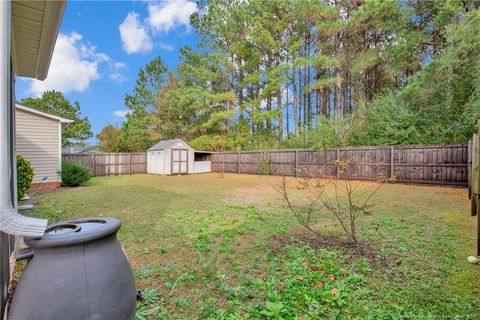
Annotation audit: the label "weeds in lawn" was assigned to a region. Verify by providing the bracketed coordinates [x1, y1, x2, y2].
[276, 160, 393, 243]
[135, 266, 153, 279]
[141, 288, 160, 305]
[157, 244, 169, 255]
[168, 251, 204, 296]
[212, 245, 366, 318]
[135, 288, 165, 320]
[30, 174, 480, 318]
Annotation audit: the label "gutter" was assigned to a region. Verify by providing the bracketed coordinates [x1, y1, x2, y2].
[0, 1, 47, 237]
[36, 0, 67, 81]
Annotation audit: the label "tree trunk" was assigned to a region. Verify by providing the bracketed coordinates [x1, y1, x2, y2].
[238, 66, 244, 121]
[286, 85, 290, 136]
[277, 91, 282, 138]
[298, 66, 303, 132]
[293, 68, 300, 137]
[226, 57, 231, 135]
[334, 67, 342, 119]
[266, 96, 272, 130]
[266, 53, 272, 131]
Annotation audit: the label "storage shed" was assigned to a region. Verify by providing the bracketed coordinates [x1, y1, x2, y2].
[15, 104, 72, 190]
[147, 139, 195, 175]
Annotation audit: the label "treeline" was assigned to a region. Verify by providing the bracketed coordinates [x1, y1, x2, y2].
[99, 0, 480, 152]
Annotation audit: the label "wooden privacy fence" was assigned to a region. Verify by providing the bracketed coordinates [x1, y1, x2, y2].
[211, 144, 469, 186]
[468, 121, 480, 255]
[62, 153, 147, 176]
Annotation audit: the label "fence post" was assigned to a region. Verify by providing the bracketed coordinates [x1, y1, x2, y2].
[472, 134, 478, 217]
[92, 154, 96, 177]
[295, 150, 298, 177]
[336, 149, 340, 179]
[390, 146, 395, 178]
[468, 140, 472, 199]
[474, 125, 480, 254]
[238, 151, 241, 174]
[129, 153, 132, 175]
[477, 197, 480, 255]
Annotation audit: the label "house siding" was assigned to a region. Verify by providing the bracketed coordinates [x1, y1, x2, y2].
[15, 108, 60, 183]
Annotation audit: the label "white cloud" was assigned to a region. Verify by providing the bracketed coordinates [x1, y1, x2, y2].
[147, 0, 197, 33]
[114, 62, 127, 69]
[109, 62, 128, 83]
[28, 32, 100, 96]
[119, 11, 153, 54]
[113, 110, 131, 118]
[109, 73, 126, 83]
[158, 42, 174, 51]
[80, 43, 110, 63]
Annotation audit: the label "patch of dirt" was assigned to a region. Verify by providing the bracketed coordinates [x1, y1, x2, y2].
[269, 232, 391, 268]
[226, 179, 278, 207]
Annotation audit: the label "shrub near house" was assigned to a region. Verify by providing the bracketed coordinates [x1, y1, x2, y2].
[60, 162, 91, 187]
[16, 155, 34, 200]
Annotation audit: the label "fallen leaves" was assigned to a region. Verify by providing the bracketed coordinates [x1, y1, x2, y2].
[331, 287, 340, 297]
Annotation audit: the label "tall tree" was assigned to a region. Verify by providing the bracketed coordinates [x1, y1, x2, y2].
[19, 90, 92, 146]
[118, 109, 159, 152]
[125, 57, 167, 113]
[97, 124, 121, 152]
[118, 0, 480, 151]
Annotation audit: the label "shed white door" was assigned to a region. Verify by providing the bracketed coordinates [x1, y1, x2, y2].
[171, 149, 188, 174]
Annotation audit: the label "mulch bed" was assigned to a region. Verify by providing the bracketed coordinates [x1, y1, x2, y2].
[30, 186, 85, 196]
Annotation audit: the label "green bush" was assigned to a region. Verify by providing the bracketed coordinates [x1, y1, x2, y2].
[60, 162, 91, 187]
[17, 155, 34, 200]
[261, 152, 272, 175]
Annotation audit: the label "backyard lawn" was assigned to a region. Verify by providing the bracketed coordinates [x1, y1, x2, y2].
[28, 173, 480, 319]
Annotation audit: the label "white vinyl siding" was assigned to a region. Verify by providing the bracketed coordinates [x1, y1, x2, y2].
[15, 108, 60, 183]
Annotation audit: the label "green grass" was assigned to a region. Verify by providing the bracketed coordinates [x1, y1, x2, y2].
[29, 173, 480, 319]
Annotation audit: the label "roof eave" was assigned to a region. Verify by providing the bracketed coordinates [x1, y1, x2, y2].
[36, 0, 66, 80]
[15, 104, 73, 123]
[12, 0, 66, 80]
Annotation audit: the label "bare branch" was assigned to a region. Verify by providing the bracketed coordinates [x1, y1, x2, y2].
[277, 161, 385, 244]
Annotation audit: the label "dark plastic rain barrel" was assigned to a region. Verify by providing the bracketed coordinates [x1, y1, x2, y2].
[9, 217, 136, 320]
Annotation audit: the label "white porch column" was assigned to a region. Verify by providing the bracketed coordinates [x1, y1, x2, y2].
[0, 0, 47, 236]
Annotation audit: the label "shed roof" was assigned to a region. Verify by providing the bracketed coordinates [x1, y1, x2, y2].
[15, 104, 73, 124]
[148, 139, 193, 151]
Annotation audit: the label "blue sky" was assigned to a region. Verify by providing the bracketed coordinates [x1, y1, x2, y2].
[16, 0, 199, 143]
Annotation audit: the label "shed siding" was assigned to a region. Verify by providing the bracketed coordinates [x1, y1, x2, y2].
[15, 108, 60, 183]
[147, 150, 166, 174]
[188, 149, 194, 174]
[165, 149, 171, 175]
[147, 139, 196, 175]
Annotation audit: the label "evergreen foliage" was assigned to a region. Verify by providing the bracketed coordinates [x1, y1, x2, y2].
[100, 1, 480, 151]
[60, 162, 91, 187]
[16, 155, 34, 200]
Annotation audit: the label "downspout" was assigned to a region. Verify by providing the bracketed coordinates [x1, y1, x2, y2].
[0, 0, 47, 236]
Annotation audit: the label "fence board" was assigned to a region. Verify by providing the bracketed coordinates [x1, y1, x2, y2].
[62, 153, 147, 177]
[470, 121, 480, 255]
[211, 144, 468, 186]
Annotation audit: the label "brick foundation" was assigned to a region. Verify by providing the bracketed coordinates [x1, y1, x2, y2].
[29, 182, 60, 193]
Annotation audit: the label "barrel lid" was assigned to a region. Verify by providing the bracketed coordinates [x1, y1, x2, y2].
[24, 217, 121, 248]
